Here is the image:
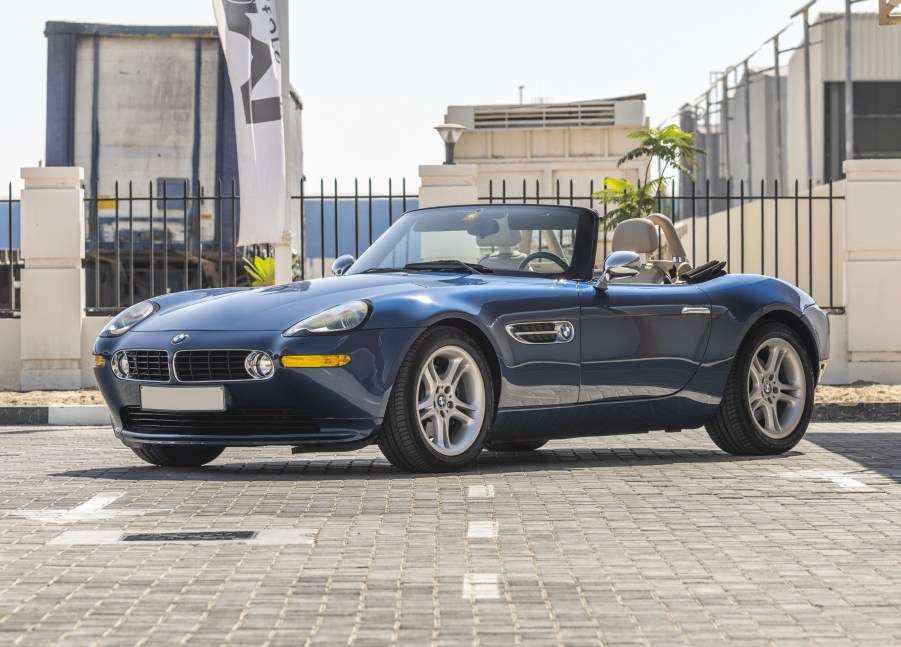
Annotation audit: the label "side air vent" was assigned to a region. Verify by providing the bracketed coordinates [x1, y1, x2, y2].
[506, 321, 575, 344]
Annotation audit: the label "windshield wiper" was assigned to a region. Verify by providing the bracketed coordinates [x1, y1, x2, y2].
[361, 267, 406, 273]
[402, 260, 492, 274]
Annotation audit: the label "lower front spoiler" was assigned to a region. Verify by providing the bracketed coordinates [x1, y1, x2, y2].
[116, 422, 380, 453]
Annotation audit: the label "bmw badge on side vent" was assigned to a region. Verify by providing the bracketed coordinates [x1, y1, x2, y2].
[171, 333, 189, 345]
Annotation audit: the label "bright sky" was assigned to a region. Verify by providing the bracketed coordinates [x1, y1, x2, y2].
[0, 0, 874, 195]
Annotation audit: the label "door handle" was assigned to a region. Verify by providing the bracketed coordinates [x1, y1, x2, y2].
[681, 306, 711, 315]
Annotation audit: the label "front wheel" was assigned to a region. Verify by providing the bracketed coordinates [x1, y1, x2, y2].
[378, 327, 495, 473]
[705, 322, 814, 455]
[131, 444, 224, 467]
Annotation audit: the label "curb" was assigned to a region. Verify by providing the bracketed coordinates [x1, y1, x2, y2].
[0, 403, 899, 427]
[0, 406, 110, 426]
[811, 402, 901, 423]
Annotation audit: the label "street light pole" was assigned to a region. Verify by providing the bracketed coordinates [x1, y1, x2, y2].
[844, 0, 854, 172]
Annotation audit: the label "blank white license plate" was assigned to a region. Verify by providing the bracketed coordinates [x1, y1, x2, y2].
[140, 386, 225, 412]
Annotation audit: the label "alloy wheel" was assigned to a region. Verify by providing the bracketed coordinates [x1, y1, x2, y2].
[415, 345, 486, 456]
[746, 337, 806, 440]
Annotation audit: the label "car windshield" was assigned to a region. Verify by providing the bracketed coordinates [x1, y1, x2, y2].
[346, 205, 592, 278]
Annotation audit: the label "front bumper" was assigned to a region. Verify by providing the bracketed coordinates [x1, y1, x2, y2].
[93, 327, 422, 449]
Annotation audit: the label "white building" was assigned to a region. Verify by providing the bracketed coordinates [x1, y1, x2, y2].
[787, 12, 901, 183]
[44, 21, 303, 303]
[445, 96, 648, 204]
[684, 12, 901, 188]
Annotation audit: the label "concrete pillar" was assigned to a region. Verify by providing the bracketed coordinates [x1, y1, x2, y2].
[842, 159, 901, 384]
[19, 167, 85, 390]
[418, 164, 479, 208]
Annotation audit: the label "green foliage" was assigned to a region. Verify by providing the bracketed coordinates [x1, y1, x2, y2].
[594, 177, 668, 227]
[243, 254, 303, 287]
[592, 124, 705, 226]
[243, 256, 276, 287]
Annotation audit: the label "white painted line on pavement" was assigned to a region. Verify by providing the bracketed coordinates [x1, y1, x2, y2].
[48, 529, 315, 546]
[69, 492, 123, 514]
[780, 470, 873, 490]
[815, 470, 871, 490]
[12, 492, 142, 524]
[467, 520, 499, 539]
[462, 573, 500, 600]
[466, 485, 495, 498]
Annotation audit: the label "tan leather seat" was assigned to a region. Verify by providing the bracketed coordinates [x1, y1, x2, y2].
[610, 219, 668, 284]
[477, 221, 528, 271]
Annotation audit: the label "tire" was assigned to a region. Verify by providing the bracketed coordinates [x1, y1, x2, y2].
[705, 322, 814, 455]
[131, 444, 224, 467]
[378, 326, 495, 473]
[485, 440, 547, 452]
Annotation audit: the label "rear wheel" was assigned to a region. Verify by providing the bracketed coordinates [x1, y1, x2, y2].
[485, 440, 547, 452]
[378, 327, 495, 473]
[131, 444, 224, 467]
[705, 322, 814, 455]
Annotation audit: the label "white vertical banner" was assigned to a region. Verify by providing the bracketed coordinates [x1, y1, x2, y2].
[212, 0, 286, 247]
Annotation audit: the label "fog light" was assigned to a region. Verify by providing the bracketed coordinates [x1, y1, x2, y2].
[111, 351, 130, 379]
[245, 351, 275, 379]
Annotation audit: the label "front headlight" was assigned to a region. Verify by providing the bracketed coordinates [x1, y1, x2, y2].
[102, 301, 158, 336]
[284, 300, 370, 336]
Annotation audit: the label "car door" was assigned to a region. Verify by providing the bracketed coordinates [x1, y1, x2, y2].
[489, 279, 583, 408]
[577, 282, 712, 402]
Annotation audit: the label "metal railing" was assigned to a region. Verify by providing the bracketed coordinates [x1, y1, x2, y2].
[6, 175, 844, 316]
[481, 178, 844, 310]
[299, 178, 418, 279]
[1, 186, 21, 317]
[82, 178, 419, 315]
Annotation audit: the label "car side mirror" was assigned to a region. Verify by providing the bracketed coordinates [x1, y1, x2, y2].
[332, 254, 355, 276]
[594, 250, 641, 291]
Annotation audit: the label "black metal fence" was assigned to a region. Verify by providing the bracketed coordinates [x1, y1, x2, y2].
[299, 178, 418, 280]
[82, 179, 419, 315]
[3, 175, 846, 317]
[481, 178, 844, 310]
[0, 187, 21, 317]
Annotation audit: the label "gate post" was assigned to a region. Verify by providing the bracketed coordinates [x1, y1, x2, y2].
[418, 164, 479, 208]
[843, 159, 901, 383]
[19, 167, 86, 390]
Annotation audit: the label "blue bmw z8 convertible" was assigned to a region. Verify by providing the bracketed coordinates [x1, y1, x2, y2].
[94, 204, 829, 472]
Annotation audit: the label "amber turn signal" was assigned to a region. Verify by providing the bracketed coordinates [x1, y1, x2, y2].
[280, 355, 351, 368]
[94, 355, 106, 367]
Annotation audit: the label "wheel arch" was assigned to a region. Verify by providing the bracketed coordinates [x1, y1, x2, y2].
[745, 309, 821, 382]
[426, 317, 503, 414]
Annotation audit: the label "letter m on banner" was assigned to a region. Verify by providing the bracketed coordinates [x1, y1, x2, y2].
[213, 0, 287, 246]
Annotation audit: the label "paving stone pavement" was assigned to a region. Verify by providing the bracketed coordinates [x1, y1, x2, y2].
[1, 422, 900, 646]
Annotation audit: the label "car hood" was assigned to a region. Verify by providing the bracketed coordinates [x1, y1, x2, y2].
[139, 272, 499, 332]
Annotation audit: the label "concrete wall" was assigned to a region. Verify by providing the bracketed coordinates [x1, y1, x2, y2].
[678, 180, 845, 310]
[842, 159, 901, 383]
[0, 318, 21, 390]
[726, 71, 788, 186]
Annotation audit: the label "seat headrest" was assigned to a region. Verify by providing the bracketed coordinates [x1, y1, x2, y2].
[612, 218, 659, 254]
[477, 220, 522, 248]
